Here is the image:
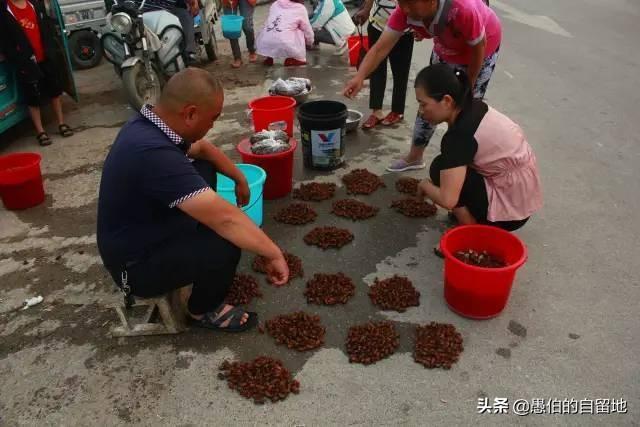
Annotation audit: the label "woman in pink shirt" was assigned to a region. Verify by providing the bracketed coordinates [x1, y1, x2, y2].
[256, 0, 315, 66]
[415, 64, 542, 231]
[344, 0, 501, 172]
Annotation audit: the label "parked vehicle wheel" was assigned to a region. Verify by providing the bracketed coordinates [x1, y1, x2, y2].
[122, 62, 163, 110]
[69, 30, 103, 70]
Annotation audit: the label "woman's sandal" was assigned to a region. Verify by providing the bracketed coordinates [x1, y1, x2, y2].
[362, 114, 383, 130]
[36, 132, 52, 146]
[381, 112, 403, 126]
[191, 304, 258, 333]
[58, 124, 74, 137]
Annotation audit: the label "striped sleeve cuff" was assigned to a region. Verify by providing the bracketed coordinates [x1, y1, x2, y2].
[168, 187, 209, 208]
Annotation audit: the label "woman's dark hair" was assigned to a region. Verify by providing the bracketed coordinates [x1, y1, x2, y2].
[414, 64, 472, 107]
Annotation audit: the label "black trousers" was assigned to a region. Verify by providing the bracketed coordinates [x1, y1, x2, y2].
[109, 161, 241, 315]
[429, 155, 529, 231]
[368, 24, 414, 115]
[19, 60, 63, 107]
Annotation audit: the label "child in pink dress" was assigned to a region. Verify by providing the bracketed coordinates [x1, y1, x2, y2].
[415, 64, 542, 231]
[256, 0, 315, 66]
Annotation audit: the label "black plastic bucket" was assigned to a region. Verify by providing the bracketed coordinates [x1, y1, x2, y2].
[297, 101, 348, 170]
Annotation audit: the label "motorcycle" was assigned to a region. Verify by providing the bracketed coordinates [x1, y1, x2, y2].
[100, 0, 186, 109]
[193, 0, 221, 62]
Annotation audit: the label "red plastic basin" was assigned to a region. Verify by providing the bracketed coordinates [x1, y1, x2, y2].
[0, 152, 45, 210]
[248, 96, 296, 137]
[440, 225, 528, 319]
[237, 138, 297, 200]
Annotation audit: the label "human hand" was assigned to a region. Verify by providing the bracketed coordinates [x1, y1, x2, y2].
[234, 177, 250, 207]
[264, 253, 289, 286]
[343, 77, 364, 99]
[416, 179, 431, 200]
[352, 8, 369, 26]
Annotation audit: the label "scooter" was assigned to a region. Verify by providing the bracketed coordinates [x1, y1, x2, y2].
[101, 0, 186, 110]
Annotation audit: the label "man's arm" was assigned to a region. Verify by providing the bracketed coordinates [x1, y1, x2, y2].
[188, 139, 250, 206]
[179, 189, 289, 284]
[466, 37, 486, 90]
[353, 0, 374, 25]
[188, 139, 246, 186]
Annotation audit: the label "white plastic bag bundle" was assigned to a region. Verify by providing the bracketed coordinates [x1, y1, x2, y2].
[251, 139, 291, 155]
[249, 130, 291, 155]
[269, 78, 312, 97]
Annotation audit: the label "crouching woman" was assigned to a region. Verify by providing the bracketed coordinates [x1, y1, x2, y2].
[415, 64, 542, 231]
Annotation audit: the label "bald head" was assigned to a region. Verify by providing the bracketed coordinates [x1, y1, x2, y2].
[154, 68, 224, 142]
[158, 68, 223, 112]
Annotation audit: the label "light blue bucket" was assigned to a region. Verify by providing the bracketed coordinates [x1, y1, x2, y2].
[217, 164, 266, 226]
[221, 15, 244, 40]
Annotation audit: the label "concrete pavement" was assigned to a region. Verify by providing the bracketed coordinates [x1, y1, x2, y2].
[1, 0, 639, 425]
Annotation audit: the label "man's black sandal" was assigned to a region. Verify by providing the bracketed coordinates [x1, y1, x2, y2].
[191, 305, 258, 333]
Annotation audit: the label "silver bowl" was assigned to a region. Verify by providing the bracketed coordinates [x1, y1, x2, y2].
[346, 109, 363, 133]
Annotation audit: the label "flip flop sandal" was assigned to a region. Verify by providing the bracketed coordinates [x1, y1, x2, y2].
[58, 124, 74, 138]
[362, 114, 382, 130]
[191, 304, 258, 333]
[381, 112, 403, 126]
[36, 132, 52, 146]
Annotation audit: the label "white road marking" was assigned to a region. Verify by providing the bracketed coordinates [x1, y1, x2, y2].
[504, 70, 515, 79]
[491, 0, 573, 38]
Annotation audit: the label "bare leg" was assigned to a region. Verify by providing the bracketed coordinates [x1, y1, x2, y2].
[406, 144, 426, 163]
[453, 206, 478, 225]
[372, 109, 384, 119]
[51, 96, 65, 125]
[28, 106, 46, 134]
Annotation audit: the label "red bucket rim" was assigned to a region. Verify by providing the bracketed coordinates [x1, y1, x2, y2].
[0, 152, 42, 168]
[440, 224, 527, 272]
[237, 138, 298, 159]
[0, 152, 42, 180]
[248, 95, 296, 112]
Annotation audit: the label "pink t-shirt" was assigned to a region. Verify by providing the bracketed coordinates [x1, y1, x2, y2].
[387, 0, 501, 64]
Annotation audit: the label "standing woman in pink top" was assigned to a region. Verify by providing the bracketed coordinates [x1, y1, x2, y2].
[344, 0, 501, 173]
[415, 64, 542, 231]
[256, 0, 315, 66]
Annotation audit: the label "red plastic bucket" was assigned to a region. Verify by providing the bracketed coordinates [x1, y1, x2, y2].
[440, 225, 528, 319]
[248, 96, 296, 137]
[348, 35, 369, 67]
[0, 152, 45, 210]
[237, 138, 297, 200]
